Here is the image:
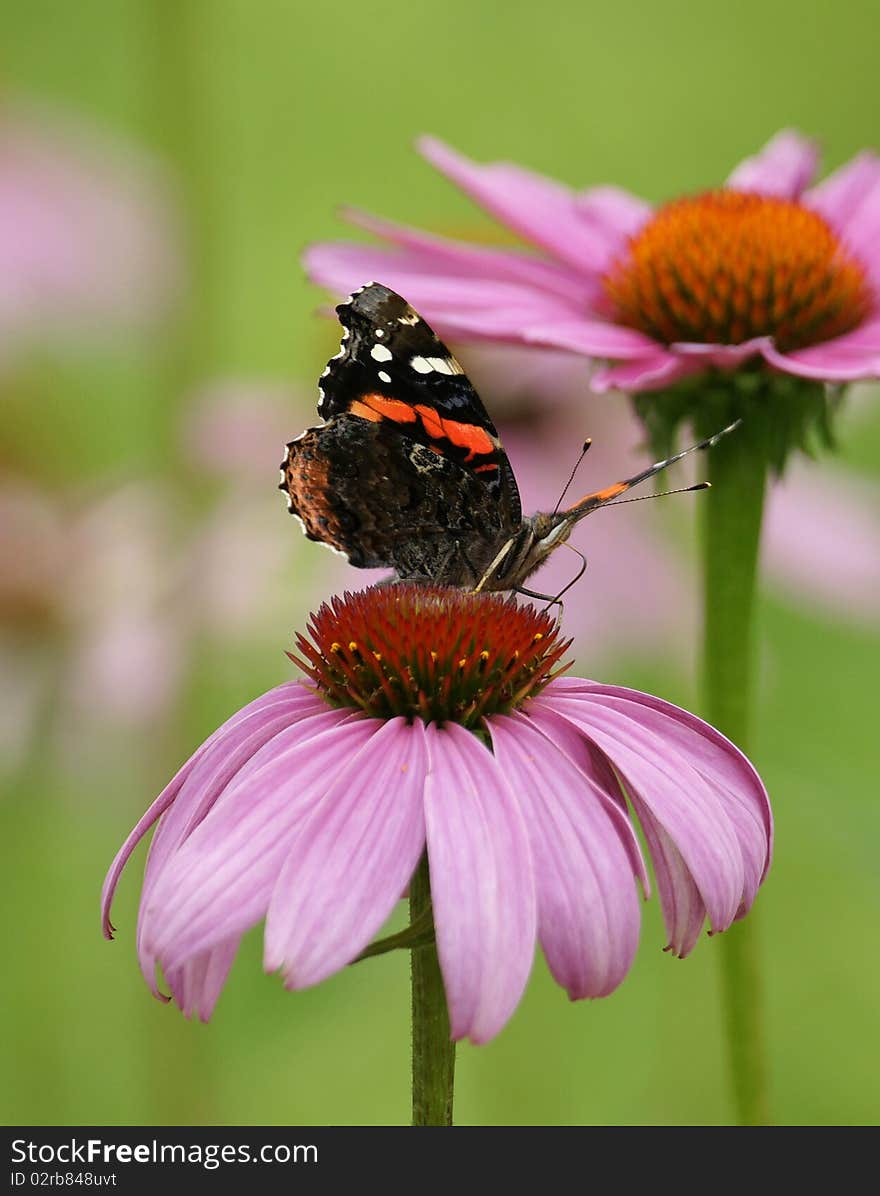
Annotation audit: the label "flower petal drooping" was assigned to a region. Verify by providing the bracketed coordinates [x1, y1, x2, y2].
[264, 718, 427, 988]
[489, 713, 643, 998]
[423, 720, 536, 1044]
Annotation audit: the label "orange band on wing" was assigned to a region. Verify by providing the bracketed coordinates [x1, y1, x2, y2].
[349, 395, 497, 463]
[349, 400, 383, 422]
[414, 406, 495, 461]
[474, 462, 499, 473]
[356, 394, 418, 423]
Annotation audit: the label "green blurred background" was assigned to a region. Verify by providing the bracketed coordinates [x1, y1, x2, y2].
[1, 0, 878, 1126]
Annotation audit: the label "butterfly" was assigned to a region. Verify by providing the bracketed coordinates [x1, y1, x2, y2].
[281, 283, 733, 598]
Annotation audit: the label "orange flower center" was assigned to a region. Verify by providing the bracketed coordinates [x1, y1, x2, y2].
[603, 190, 872, 351]
[292, 584, 570, 726]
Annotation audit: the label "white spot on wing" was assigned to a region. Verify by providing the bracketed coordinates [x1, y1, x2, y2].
[428, 356, 463, 375]
[409, 354, 465, 375]
[371, 343, 393, 362]
[398, 312, 420, 325]
[375, 329, 385, 338]
[378, 370, 391, 383]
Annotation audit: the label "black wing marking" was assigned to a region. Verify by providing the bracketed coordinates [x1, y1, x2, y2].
[283, 414, 516, 586]
[316, 282, 522, 527]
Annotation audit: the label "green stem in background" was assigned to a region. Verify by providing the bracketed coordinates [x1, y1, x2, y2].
[701, 418, 770, 1127]
[410, 854, 455, 1126]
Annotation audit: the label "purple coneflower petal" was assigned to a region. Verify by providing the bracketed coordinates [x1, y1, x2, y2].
[565, 687, 771, 903]
[304, 241, 582, 341]
[590, 352, 702, 394]
[339, 207, 592, 305]
[140, 708, 374, 972]
[761, 335, 880, 381]
[164, 934, 241, 1022]
[807, 152, 880, 277]
[516, 703, 651, 896]
[670, 336, 774, 366]
[488, 713, 642, 998]
[423, 721, 536, 1044]
[520, 316, 660, 359]
[573, 185, 652, 243]
[726, 129, 820, 199]
[101, 681, 321, 937]
[135, 687, 329, 909]
[629, 802, 708, 956]
[524, 694, 709, 956]
[263, 717, 427, 989]
[538, 690, 745, 934]
[417, 136, 611, 273]
[807, 151, 880, 225]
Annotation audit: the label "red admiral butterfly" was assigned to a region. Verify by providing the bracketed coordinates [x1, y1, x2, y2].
[281, 283, 733, 596]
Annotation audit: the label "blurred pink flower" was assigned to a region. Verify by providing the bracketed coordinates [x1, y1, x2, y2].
[103, 586, 771, 1036]
[0, 475, 189, 775]
[0, 102, 180, 357]
[305, 132, 880, 392]
[763, 455, 880, 622]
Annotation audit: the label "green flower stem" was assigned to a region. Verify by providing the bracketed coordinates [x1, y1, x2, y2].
[410, 854, 455, 1126]
[701, 420, 771, 1127]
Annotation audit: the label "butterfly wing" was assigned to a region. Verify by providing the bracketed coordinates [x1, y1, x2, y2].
[284, 415, 517, 585]
[316, 283, 521, 526]
[281, 284, 522, 584]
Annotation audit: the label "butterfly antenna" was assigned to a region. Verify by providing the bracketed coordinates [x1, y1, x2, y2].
[601, 481, 711, 508]
[552, 439, 592, 515]
[563, 420, 740, 520]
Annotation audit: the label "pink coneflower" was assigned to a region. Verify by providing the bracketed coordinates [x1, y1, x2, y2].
[304, 132, 880, 393]
[0, 102, 179, 356]
[102, 585, 771, 1043]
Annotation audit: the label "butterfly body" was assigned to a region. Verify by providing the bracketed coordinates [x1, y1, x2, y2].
[282, 283, 732, 593]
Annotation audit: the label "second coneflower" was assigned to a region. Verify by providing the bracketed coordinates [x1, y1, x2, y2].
[103, 584, 772, 1124]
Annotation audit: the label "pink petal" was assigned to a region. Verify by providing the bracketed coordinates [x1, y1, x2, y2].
[539, 692, 745, 933]
[304, 241, 582, 343]
[574, 185, 653, 242]
[423, 721, 536, 1044]
[670, 336, 773, 367]
[528, 693, 706, 956]
[164, 934, 241, 1021]
[418, 135, 612, 273]
[518, 704, 650, 897]
[628, 801, 707, 956]
[135, 698, 358, 990]
[340, 207, 591, 305]
[263, 718, 427, 987]
[141, 711, 376, 972]
[806, 151, 880, 271]
[137, 688, 328, 904]
[563, 688, 771, 903]
[761, 337, 880, 382]
[590, 352, 702, 393]
[519, 316, 659, 358]
[101, 681, 320, 938]
[489, 713, 642, 998]
[726, 130, 820, 198]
